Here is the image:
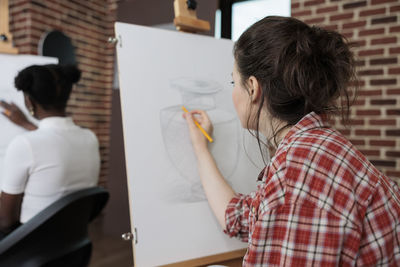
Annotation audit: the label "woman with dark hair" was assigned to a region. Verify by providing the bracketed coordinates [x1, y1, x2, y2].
[0, 64, 100, 238]
[184, 16, 400, 266]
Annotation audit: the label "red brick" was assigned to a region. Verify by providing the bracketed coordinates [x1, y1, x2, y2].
[387, 110, 400, 115]
[370, 140, 396, 146]
[343, 1, 367, 9]
[387, 171, 400, 179]
[304, 17, 325, 24]
[370, 160, 396, 168]
[358, 89, 382, 96]
[358, 48, 384, 57]
[343, 21, 366, 29]
[370, 99, 397, 105]
[330, 13, 354, 22]
[291, 2, 300, 9]
[390, 5, 400, 12]
[370, 58, 397, 65]
[356, 110, 381, 116]
[386, 129, 400, 136]
[354, 40, 367, 47]
[9, 0, 29, 9]
[387, 89, 400, 95]
[389, 67, 400, 74]
[359, 28, 385, 37]
[360, 150, 380, 156]
[352, 99, 366, 106]
[350, 139, 366, 146]
[370, 79, 397, 86]
[349, 119, 365, 125]
[389, 47, 400, 54]
[338, 129, 351, 136]
[386, 151, 400, 157]
[371, 0, 398, 4]
[357, 69, 383, 76]
[349, 80, 365, 87]
[371, 16, 397, 25]
[355, 129, 381, 136]
[390, 26, 400, 33]
[371, 37, 397, 45]
[369, 119, 396, 125]
[316, 6, 338, 13]
[292, 10, 313, 17]
[359, 7, 386, 17]
[304, 0, 325, 7]
[324, 24, 338, 31]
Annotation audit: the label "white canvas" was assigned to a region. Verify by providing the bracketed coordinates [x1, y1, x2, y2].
[115, 22, 267, 266]
[0, 54, 58, 185]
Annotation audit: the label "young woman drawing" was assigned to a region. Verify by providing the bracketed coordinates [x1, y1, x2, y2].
[183, 16, 400, 266]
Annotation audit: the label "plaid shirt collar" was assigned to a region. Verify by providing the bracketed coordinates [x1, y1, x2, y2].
[257, 112, 328, 181]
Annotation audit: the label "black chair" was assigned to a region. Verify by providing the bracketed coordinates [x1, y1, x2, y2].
[0, 187, 109, 267]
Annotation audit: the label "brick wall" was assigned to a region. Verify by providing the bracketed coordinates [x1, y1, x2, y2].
[9, 0, 118, 186]
[292, 0, 400, 183]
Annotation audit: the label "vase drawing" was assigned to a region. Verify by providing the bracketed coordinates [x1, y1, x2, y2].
[160, 77, 240, 202]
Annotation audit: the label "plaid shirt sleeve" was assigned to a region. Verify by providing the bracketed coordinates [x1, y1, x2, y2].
[356, 175, 400, 266]
[224, 163, 285, 243]
[224, 192, 255, 242]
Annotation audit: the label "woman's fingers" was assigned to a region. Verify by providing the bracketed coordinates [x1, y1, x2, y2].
[0, 100, 12, 110]
[185, 111, 199, 132]
[0, 101, 13, 118]
[190, 110, 213, 134]
[182, 109, 213, 152]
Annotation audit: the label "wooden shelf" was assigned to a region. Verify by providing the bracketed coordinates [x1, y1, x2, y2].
[0, 0, 18, 54]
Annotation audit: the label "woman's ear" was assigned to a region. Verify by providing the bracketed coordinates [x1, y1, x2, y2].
[24, 94, 32, 108]
[24, 94, 36, 116]
[247, 76, 261, 103]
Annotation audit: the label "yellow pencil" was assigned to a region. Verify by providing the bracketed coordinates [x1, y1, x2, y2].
[181, 106, 213, 143]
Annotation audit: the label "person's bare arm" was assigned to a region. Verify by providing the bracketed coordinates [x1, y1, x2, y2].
[183, 110, 236, 228]
[0, 192, 23, 234]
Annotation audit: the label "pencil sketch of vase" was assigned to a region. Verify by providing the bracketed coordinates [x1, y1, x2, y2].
[160, 77, 240, 202]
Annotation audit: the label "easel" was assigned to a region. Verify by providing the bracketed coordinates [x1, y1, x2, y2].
[0, 0, 18, 54]
[173, 0, 210, 33]
[170, 1, 246, 266]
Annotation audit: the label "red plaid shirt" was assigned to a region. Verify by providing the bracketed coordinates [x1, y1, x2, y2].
[225, 112, 400, 266]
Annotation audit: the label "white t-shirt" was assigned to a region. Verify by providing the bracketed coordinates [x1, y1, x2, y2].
[1, 117, 100, 223]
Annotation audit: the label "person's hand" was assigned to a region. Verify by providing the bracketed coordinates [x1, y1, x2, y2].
[183, 109, 213, 155]
[0, 100, 37, 130]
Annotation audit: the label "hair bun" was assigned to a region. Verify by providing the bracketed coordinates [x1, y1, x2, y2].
[61, 64, 81, 84]
[14, 68, 34, 92]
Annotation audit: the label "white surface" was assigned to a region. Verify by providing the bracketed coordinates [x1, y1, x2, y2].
[115, 22, 266, 267]
[0, 54, 58, 185]
[2, 117, 100, 222]
[232, 0, 291, 41]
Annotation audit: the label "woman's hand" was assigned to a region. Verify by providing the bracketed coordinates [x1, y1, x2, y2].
[183, 109, 235, 228]
[0, 100, 37, 131]
[183, 109, 213, 155]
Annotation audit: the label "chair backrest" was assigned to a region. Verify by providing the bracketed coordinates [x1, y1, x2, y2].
[0, 186, 109, 267]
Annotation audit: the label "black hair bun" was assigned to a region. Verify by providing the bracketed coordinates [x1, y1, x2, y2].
[14, 68, 34, 92]
[61, 64, 81, 84]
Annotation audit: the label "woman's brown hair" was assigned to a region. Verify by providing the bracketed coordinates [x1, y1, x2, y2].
[234, 16, 357, 152]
